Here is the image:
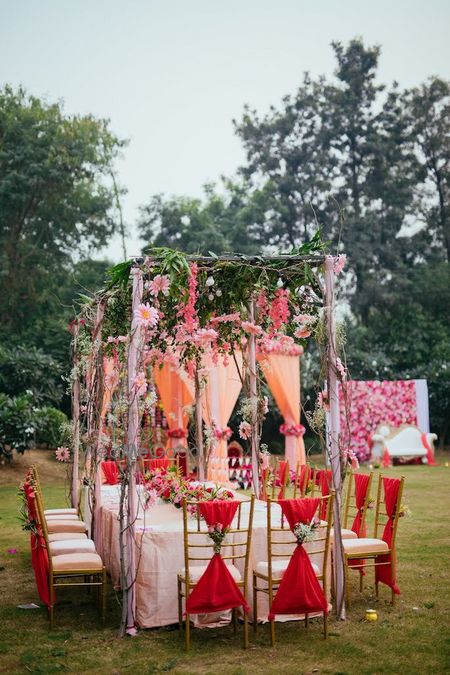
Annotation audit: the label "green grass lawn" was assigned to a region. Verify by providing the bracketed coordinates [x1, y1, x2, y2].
[0, 459, 449, 674]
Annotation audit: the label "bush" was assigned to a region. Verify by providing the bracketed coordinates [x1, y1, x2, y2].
[35, 406, 68, 448]
[0, 344, 64, 406]
[0, 393, 68, 461]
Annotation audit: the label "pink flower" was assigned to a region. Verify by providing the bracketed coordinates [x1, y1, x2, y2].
[239, 421, 252, 440]
[133, 371, 147, 397]
[193, 328, 219, 346]
[149, 274, 170, 297]
[7, 548, 17, 554]
[270, 289, 290, 329]
[241, 321, 263, 336]
[216, 523, 223, 533]
[333, 254, 347, 275]
[55, 446, 70, 462]
[134, 303, 159, 328]
[336, 357, 347, 381]
[294, 327, 311, 339]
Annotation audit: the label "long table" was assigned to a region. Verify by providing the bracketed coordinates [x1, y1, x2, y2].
[100, 486, 331, 629]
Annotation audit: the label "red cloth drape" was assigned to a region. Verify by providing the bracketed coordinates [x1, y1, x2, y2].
[318, 470, 331, 519]
[185, 500, 249, 614]
[24, 482, 50, 607]
[351, 473, 370, 537]
[101, 460, 120, 485]
[375, 477, 401, 595]
[277, 460, 289, 499]
[297, 464, 311, 494]
[421, 433, 437, 466]
[268, 498, 328, 620]
[348, 472, 371, 574]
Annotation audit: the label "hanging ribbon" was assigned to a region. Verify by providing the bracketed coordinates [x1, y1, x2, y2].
[375, 477, 401, 595]
[185, 500, 249, 614]
[268, 498, 328, 620]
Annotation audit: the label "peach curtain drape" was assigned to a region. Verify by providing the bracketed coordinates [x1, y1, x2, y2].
[202, 352, 244, 482]
[153, 363, 194, 451]
[258, 353, 305, 467]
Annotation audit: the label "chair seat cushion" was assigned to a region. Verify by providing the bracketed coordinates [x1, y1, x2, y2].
[331, 528, 358, 540]
[180, 564, 241, 582]
[46, 520, 87, 534]
[50, 539, 96, 556]
[46, 514, 80, 521]
[52, 552, 103, 572]
[255, 559, 320, 579]
[343, 538, 389, 555]
[48, 532, 87, 542]
[44, 508, 78, 516]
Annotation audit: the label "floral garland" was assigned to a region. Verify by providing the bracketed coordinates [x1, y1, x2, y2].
[142, 467, 234, 511]
[279, 423, 306, 436]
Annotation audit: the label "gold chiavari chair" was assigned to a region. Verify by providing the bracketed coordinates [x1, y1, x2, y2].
[28, 476, 107, 628]
[341, 471, 373, 540]
[30, 466, 88, 538]
[293, 462, 316, 498]
[343, 474, 405, 606]
[177, 495, 255, 650]
[253, 492, 334, 645]
[269, 458, 290, 500]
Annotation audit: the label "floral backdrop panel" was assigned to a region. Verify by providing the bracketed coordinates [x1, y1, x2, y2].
[339, 380, 418, 462]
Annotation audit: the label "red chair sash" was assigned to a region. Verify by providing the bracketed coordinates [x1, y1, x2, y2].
[351, 473, 370, 537]
[268, 498, 328, 620]
[277, 460, 289, 499]
[101, 460, 120, 485]
[298, 464, 311, 492]
[24, 482, 50, 607]
[375, 477, 401, 594]
[143, 458, 170, 472]
[319, 470, 331, 519]
[185, 500, 249, 614]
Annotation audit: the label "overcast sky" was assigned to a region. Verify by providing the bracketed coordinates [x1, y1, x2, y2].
[1, 0, 449, 261]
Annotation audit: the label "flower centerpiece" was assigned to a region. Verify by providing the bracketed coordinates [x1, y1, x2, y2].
[207, 522, 229, 554]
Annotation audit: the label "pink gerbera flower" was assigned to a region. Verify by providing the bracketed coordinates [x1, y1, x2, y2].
[238, 421, 252, 440]
[149, 274, 170, 297]
[134, 303, 159, 328]
[55, 446, 70, 462]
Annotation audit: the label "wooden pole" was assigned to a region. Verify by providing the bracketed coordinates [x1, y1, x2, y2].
[195, 364, 205, 482]
[324, 255, 346, 620]
[125, 268, 144, 634]
[71, 323, 80, 509]
[248, 300, 260, 496]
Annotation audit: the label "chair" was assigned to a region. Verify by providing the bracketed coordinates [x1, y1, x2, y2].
[270, 458, 290, 500]
[177, 495, 255, 650]
[341, 471, 373, 540]
[343, 474, 405, 606]
[293, 462, 316, 498]
[30, 466, 88, 536]
[31, 465, 80, 518]
[23, 476, 107, 628]
[253, 493, 334, 646]
[139, 455, 179, 474]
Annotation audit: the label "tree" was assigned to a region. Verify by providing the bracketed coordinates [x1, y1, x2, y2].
[0, 86, 125, 342]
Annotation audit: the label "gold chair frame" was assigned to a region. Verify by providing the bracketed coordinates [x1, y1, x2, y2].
[342, 470, 374, 531]
[269, 458, 290, 500]
[177, 495, 255, 651]
[253, 492, 334, 646]
[344, 474, 405, 606]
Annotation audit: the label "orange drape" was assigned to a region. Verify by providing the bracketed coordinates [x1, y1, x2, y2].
[153, 363, 194, 452]
[258, 353, 305, 467]
[202, 352, 244, 483]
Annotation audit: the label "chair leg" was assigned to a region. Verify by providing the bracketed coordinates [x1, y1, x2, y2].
[232, 607, 237, 635]
[252, 575, 258, 634]
[344, 558, 350, 609]
[49, 575, 55, 629]
[185, 612, 190, 651]
[101, 568, 107, 623]
[243, 611, 249, 649]
[177, 578, 183, 636]
[270, 619, 275, 647]
[323, 611, 328, 639]
[359, 570, 364, 593]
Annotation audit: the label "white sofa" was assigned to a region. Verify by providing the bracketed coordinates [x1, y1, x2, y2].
[371, 424, 437, 465]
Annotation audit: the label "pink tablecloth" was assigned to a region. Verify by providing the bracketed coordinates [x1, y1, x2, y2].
[101, 492, 330, 629]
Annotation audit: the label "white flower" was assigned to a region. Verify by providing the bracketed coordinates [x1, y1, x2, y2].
[180, 215, 191, 226]
[216, 289, 222, 297]
[208, 293, 214, 301]
[206, 276, 215, 287]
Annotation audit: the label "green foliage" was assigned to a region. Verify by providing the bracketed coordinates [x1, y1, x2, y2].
[35, 407, 68, 448]
[0, 392, 37, 458]
[0, 344, 63, 405]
